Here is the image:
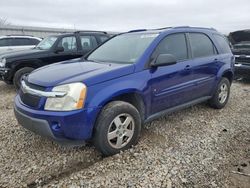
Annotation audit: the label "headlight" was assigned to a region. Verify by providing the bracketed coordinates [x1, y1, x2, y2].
[0, 58, 6, 67]
[45, 83, 87, 111]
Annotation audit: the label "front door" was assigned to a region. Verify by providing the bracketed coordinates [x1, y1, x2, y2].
[45, 36, 80, 66]
[150, 33, 196, 114]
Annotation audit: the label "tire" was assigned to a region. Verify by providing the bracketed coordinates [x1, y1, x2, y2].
[93, 101, 142, 156]
[13, 67, 34, 90]
[209, 77, 231, 109]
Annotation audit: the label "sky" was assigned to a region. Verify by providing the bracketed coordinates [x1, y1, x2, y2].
[0, 0, 250, 34]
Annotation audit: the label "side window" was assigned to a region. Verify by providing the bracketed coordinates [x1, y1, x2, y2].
[189, 33, 216, 58]
[11, 38, 32, 46]
[0, 38, 11, 47]
[213, 34, 232, 54]
[99, 36, 109, 43]
[57, 36, 77, 52]
[80, 36, 98, 51]
[153, 33, 188, 61]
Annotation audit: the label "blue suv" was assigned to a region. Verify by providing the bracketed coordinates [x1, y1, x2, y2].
[14, 27, 234, 156]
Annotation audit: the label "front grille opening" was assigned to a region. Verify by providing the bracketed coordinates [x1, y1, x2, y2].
[20, 80, 46, 108]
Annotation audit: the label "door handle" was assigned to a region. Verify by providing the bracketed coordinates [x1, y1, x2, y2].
[184, 65, 191, 71]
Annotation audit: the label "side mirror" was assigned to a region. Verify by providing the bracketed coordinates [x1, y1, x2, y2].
[152, 54, 177, 67]
[54, 47, 64, 53]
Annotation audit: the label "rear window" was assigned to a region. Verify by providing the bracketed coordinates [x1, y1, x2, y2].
[189, 33, 216, 58]
[213, 34, 232, 54]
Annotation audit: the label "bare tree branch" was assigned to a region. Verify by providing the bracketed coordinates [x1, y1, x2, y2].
[0, 18, 11, 27]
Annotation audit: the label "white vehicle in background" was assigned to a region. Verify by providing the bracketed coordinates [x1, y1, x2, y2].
[0, 35, 42, 54]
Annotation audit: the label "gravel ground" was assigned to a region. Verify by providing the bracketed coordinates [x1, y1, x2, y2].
[0, 81, 249, 188]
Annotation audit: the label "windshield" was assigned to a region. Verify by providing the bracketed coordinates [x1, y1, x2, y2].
[36, 36, 58, 50]
[87, 33, 158, 64]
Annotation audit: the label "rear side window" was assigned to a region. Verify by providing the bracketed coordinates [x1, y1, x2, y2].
[154, 33, 188, 61]
[0, 38, 11, 47]
[189, 33, 216, 58]
[213, 34, 232, 54]
[80, 36, 98, 51]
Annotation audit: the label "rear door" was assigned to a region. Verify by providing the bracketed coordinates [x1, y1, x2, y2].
[187, 33, 219, 98]
[150, 33, 197, 114]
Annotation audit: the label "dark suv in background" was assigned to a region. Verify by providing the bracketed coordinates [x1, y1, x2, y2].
[0, 31, 111, 89]
[229, 30, 250, 79]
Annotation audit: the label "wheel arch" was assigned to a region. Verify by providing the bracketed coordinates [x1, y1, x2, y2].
[90, 88, 147, 130]
[221, 70, 234, 84]
[10, 60, 42, 80]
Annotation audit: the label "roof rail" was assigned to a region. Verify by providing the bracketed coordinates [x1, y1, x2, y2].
[128, 29, 147, 33]
[152, 27, 172, 30]
[172, 26, 190, 29]
[74, 30, 107, 34]
[172, 26, 217, 31]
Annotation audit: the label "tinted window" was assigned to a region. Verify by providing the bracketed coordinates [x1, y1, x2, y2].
[154, 33, 188, 61]
[57, 36, 77, 52]
[189, 33, 216, 58]
[213, 34, 232, 54]
[80, 36, 98, 51]
[0, 38, 11, 47]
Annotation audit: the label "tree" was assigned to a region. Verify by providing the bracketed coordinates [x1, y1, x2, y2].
[0, 18, 10, 27]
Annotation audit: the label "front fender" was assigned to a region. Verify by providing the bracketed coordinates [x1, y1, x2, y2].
[85, 70, 151, 112]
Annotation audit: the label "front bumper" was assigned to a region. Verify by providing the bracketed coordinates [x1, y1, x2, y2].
[14, 95, 101, 143]
[0, 67, 11, 81]
[234, 63, 250, 78]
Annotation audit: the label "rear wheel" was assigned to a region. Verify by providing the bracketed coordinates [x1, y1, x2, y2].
[93, 101, 141, 156]
[209, 77, 231, 109]
[13, 67, 34, 90]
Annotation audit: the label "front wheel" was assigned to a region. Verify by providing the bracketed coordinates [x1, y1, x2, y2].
[93, 101, 141, 156]
[13, 67, 34, 90]
[209, 77, 231, 109]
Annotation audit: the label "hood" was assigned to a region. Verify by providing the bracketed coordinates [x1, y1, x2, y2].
[228, 30, 250, 45]
[27, 60, 135, 87]
[0, 48, 48, 60]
